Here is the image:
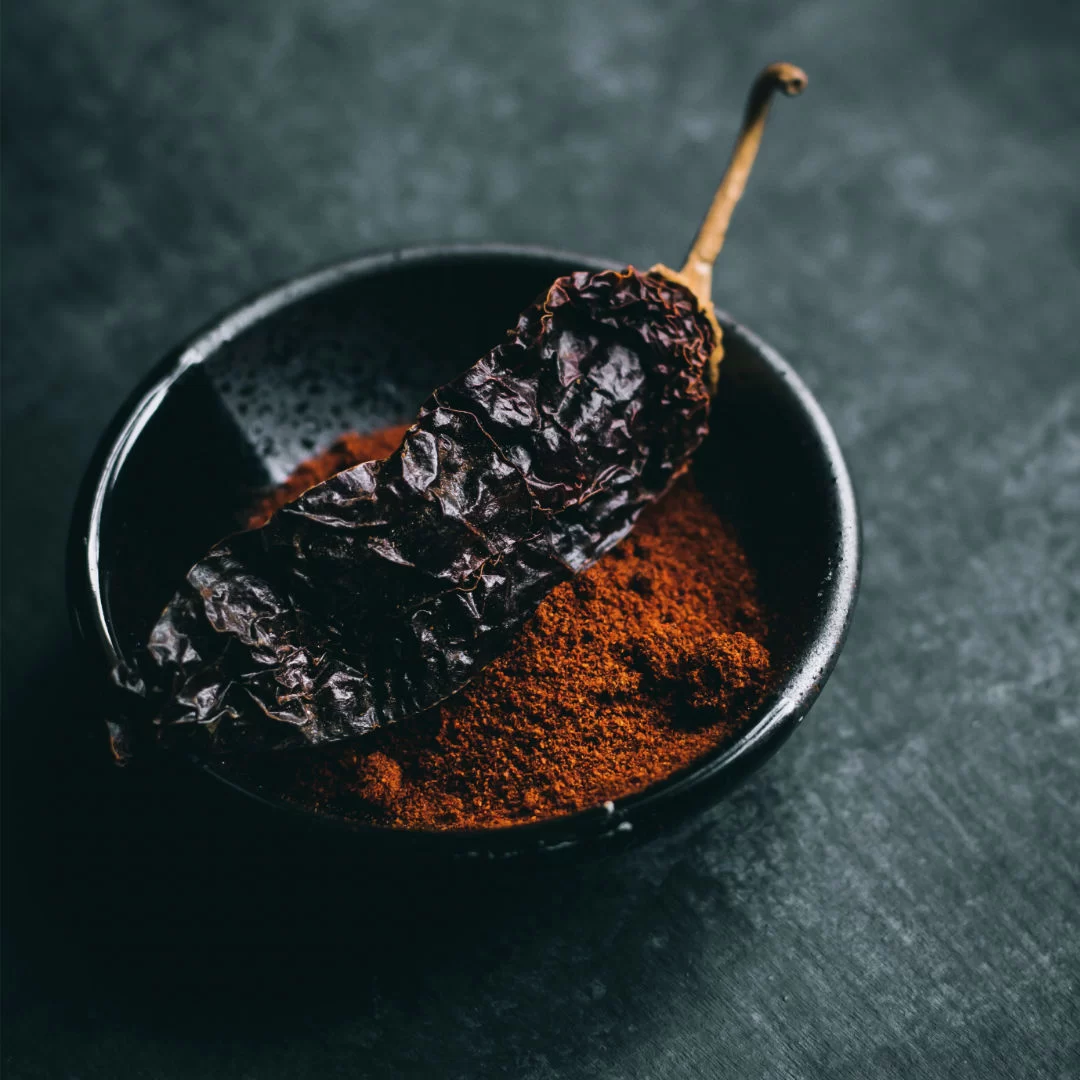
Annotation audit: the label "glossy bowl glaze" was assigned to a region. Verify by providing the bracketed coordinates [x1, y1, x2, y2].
[68, 246, 860, 860]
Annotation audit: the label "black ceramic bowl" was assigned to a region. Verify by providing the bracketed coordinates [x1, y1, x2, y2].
[69, 246, 859, 860]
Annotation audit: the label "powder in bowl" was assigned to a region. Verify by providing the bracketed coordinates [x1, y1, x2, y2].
[229, 427, 775, 831]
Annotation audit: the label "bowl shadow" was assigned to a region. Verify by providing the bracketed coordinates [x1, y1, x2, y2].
[3, 642, 800, 1062]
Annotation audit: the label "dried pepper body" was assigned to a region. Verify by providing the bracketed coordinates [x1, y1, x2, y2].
[111, 62, 808, 762]
[128, 268, 718, 757]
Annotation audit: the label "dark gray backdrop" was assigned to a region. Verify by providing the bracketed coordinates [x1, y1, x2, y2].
[3, 1, 1078, 1077]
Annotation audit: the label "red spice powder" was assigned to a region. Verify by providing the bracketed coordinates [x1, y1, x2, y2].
[236, 427, 773, 831]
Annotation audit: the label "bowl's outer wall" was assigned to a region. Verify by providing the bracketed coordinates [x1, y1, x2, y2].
[69, 247, 860, 860]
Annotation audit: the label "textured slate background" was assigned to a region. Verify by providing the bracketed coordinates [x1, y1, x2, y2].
[3, 1, 1078, 1077]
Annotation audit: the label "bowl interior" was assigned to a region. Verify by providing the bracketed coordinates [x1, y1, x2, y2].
[73, 248, 857, 855]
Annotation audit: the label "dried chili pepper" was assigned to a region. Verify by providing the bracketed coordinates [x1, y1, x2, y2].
[113, 63, 806, 760]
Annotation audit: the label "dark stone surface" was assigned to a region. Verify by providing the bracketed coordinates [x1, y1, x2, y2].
[2, 1, 1077, 1076]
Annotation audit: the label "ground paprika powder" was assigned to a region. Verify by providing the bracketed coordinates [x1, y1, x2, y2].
[234, 426, 774, 831]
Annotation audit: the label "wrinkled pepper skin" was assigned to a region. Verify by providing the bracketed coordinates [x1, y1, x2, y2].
[123, 268, 718, 757]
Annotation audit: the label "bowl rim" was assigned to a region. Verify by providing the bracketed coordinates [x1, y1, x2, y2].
[68, 243, 861, 858]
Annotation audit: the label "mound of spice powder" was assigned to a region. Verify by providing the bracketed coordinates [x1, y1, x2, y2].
[235, 426, 773, 830]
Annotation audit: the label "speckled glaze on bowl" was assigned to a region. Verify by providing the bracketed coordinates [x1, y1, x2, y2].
[68, 246, 860, 861]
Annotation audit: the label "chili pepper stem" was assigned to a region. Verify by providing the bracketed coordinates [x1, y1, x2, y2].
[680, 62, 807, 304]
[651, 63, 806, 392]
